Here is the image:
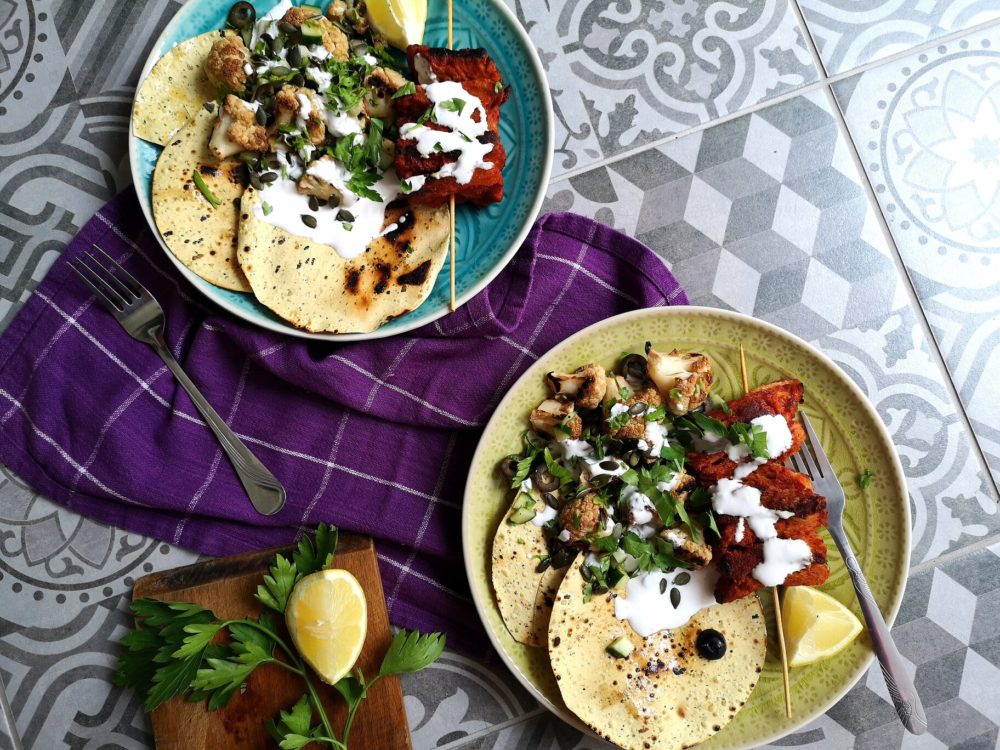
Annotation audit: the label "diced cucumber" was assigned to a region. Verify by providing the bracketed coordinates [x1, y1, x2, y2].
[508, 506, 537, 525]
[301, 18, 325, 42]
[606, 636, 634, 659]
[512, 492, 536, 511]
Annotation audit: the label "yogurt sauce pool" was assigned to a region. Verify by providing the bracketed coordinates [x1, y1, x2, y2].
[614, 567, 720, 637]
[253, 163, 402, 261]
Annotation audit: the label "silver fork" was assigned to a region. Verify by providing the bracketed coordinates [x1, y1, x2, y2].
[70, 245, 286, 516]
[788, 412, 926, 734]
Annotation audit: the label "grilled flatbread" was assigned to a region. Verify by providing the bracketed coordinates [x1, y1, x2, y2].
[236, 186, 449, 333]
[549, 559, 766, 750]
[492, 493, 572, 647]
[151, 107, 250, 292]
[133, 31, 219, 146]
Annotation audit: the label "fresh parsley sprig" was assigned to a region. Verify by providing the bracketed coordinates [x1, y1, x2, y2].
[114, 524, 444, 748]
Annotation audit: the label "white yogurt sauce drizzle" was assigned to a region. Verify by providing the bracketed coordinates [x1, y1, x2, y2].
[253, 157, 402, 260]
[398, 80, 494, 185]
[532, 504, 557, 527]
[614, 567, 720, 637]
[711, 476, 812, 585]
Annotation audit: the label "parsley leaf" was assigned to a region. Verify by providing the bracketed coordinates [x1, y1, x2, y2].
[543, 448, 575, 492]
[858, 467, 875, 488]
[439, 97, 466, 113]
[255, 552, 298, 614]
[292, 523, 338, 577]
[379, 630, 447, 676]
[392, 81, 416, 99]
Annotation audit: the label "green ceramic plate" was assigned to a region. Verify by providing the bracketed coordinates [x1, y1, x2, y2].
[462, 306, 910, 748]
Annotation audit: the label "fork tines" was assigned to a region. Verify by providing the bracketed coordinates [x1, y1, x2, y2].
[70, 245, 148, 313]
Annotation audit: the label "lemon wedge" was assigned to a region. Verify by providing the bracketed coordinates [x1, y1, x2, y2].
[286, 569, 368, 684]
[366, 0, 427, 50]
[781, 586, 863, 668]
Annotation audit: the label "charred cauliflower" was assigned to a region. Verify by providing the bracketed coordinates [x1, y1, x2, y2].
[209, 95, 269, 159]
[204, 34, 250, 93]
[529, 399, 583, 439]
[545, 363, 607, 410]
[644, 344, 714, 416]
[558, 493, 602, 545]
[661, 527, 713, 569]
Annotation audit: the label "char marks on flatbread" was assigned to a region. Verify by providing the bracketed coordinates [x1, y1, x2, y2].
[152, 107, 250, 292]
[133, 31, 220, 146]
[549, 559, 766, 750]
[237, 187, 449, 333]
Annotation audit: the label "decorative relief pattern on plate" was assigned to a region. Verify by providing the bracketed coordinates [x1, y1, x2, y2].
[503, 0, 817, 174]
[833, 30, 1000, 490]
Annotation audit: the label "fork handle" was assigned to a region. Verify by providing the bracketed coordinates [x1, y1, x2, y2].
[830, 527, 927, 734]
[153, 342, 286, 516]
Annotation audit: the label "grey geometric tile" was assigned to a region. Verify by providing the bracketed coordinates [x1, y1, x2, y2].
[798, 0, 1000, 75]
[404, 651, 540, 747]
[504, 0, 819, 176]
[55, 0, 183, 99]
[544, 87, 999, 564]
[834, 29, 1000, 490]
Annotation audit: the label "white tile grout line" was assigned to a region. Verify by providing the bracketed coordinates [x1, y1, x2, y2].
[547, 10, 1000, 186]
[910, 530, 1000, 576]
[785, 0, 1000, 506]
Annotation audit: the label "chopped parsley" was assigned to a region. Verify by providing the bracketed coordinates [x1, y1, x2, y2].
[392, 81, 416, 99]
[858, 467, 875, 489]
[439, 97, 466, 113]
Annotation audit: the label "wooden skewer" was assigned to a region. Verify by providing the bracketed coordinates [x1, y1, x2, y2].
[447, 0, 457, 312]
[738, 344, 793, 720]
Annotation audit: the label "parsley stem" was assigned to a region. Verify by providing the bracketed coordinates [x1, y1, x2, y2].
[302, 671, 338, 743]
[341, 674, 383, 744]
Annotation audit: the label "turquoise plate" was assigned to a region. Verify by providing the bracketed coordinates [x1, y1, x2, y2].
[129, 0, 553, 340]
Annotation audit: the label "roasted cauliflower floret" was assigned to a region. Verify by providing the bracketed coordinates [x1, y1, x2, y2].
[604, 385, 664, 440]
[645, 343, 714, 416]
[558, 493, 602, 545]
[281, 6, 319, 26]
[204, 34, 250, 93]
[325, 0, 348, 22]
[272, 85, 326, 145]
[296, 157, 344, 203]
[363, 66, 408, 119]
[546, 363, 607, 410]
[209, 95, 268, 159]
[529, 399, 583, 440]
[282, 8, 349, 60]
[661, 527, 713, 569]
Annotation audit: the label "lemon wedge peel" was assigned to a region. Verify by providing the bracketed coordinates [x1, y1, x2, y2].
[366, 0, 427, 51]
[781, 586, 863, 668]
[286, 568, 368, 684]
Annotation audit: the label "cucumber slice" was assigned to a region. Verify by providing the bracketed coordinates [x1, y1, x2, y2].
[508, 506, 538, 525]
[301, 18, 325, 42]
[606, 636, 634, 659]
[512, 492, 536, 511]
[299, 4, 323, 15]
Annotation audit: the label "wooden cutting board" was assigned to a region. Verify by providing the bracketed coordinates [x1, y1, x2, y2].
[133, 535, 411, 750]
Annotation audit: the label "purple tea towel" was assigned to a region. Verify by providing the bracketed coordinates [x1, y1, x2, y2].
[0, 189, 687, 655]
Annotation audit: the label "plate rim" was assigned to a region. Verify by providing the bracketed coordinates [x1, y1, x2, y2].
[127, 0, 555, 341]
[461, 305, 913, 748]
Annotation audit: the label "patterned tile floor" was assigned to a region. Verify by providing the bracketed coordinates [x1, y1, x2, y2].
[2, 0, 1000, 749]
